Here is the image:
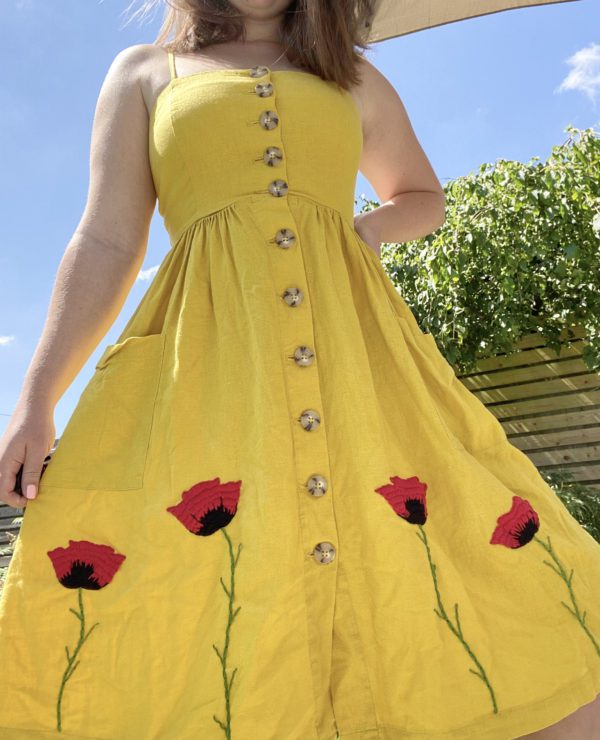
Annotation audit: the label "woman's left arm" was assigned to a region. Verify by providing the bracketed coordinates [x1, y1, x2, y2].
[352, 56, 446, 257]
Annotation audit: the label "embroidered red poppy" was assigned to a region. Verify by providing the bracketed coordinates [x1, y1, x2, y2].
[374, 475, 500, 711]
[47, 540, 126, 589]
[167, 477, 242, 535]
[490, 495, 540, 548]
[46, 539, 126, 731]
[375, 475, 428, 524]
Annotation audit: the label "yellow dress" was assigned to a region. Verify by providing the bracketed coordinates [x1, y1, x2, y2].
[1, 51, 599, 740]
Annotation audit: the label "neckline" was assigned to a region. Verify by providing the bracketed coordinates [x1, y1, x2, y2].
[149, 67, 358, 122]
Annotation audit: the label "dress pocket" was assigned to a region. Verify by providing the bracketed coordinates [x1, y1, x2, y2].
[352, 229, 382, 265]
[351, 229, 417, 322]
[41, 332, 167, 491]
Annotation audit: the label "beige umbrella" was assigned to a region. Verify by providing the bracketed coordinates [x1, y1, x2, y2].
[366, 0, 581, 42]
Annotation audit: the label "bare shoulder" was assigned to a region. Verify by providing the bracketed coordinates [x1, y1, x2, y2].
[76, 44, 160, 258]
[102, 44, 154, 96]
[103, 43, 169, 117]
[350, 54, 405, 139]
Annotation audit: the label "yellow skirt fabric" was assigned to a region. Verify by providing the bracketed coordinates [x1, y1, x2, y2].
[1, 54, 599, 740]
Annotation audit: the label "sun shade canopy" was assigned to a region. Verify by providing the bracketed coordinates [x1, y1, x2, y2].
[366, 0, 581, 42]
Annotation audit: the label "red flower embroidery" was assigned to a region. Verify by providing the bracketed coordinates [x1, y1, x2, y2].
[167, 476, 244, 733]
[490, 496, 600, 656]
[375, 475, 428, 524]
[47, 539, 126, 732]
[167, 477, 242, 535]
[490, 495, 540, 548]
[47, 539, 126, 589]
[374, 472, 498, 710]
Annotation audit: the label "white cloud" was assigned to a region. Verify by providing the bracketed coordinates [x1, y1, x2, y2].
[0, 336, 15, 346]
[557, 42, 600, 104]
[137, 265, 160, 281]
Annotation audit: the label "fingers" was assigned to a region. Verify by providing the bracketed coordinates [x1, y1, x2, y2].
[0, 448, 47, 509]
[1, 425, 56, 508]
[18, 444, 48, 502]
[0, 461, 29, 509]
[1, 487, 29, 509]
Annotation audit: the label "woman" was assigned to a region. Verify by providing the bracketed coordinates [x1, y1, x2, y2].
[0, 1, 599, 738]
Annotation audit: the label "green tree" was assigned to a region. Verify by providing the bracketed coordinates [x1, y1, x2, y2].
[358, 125, 600, 374]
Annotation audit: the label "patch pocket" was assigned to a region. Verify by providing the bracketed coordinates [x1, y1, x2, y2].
[41, 333, 166, 491]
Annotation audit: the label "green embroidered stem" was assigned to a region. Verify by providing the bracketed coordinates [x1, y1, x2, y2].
[56, 588, 100, 732]
[534, 534, 600, 657]
[213, 529, 243, 739]
[416, 526, 498, 714]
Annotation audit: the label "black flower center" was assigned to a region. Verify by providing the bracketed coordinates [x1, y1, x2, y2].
[60, 561, 102, 590]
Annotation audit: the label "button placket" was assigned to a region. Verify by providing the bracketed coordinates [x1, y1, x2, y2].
[247, 64, 339, 727]
[250, 74, 337, 531]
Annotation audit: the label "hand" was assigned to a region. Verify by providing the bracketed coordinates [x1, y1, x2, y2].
[0, 404, 56, 508]
[353, 213, 381, 259]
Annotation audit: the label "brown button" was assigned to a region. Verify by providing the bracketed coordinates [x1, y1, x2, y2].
[306, 474, 328, 497]
[255, 81, 274, 97]
[274, 228, 295, 248]
[282, 287, 304, 307]
[263, 146, 283, 167]
[250, 65, 270, 78]
[268, 179, 288, 197]
[259, 110, 279, 130]
[312, 542, 336, 564]
[299, 409, 320, 431]
[292, 346, 314, 367]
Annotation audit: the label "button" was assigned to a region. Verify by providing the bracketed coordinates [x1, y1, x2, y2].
[292, 345, 314, 366]
[306, 474, 328, 497]
[274, 228, 295, 248]
[299, 408, 320, 431]
[255, 82, 274, 97]
[268, 179, 288, 197]
[259, 110, 279, 130]
[250, 65, 270, 77]
[263, 146, 283, 167]
[312, 541, 336, 564]
[282, 287, 304, 307]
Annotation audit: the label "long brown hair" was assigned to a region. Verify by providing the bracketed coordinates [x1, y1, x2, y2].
[123, 0, 376, 90]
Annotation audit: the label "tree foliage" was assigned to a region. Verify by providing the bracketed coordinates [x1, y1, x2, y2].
[359, 125, 600, 374]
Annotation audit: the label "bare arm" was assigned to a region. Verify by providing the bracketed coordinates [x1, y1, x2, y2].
[19, 44, 157, 411]
[0, 44, 156, 507]
[353, 57, 446, 254]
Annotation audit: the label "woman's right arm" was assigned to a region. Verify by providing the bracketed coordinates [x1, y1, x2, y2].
[0, 44, 158, 507]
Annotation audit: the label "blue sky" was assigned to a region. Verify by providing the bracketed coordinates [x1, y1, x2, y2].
[1, 0, 599, 438]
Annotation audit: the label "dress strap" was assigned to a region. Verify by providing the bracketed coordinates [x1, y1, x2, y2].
[167, 50, 178, 80]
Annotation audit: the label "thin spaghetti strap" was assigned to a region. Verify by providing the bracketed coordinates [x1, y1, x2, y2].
[167, 50, 178, 80]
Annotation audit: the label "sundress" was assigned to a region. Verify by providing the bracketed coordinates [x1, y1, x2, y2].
[0, 49, 599, 740]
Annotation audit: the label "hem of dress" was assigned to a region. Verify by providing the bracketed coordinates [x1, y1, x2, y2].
[1, 667, 597, 739]
[332, 665, 600, 740]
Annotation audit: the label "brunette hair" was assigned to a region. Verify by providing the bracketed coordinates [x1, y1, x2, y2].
[124, 0, 376, 90]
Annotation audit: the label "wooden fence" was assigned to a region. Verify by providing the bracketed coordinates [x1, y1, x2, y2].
[458, 324, 600, 493]
[2, 325, 599, 569]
